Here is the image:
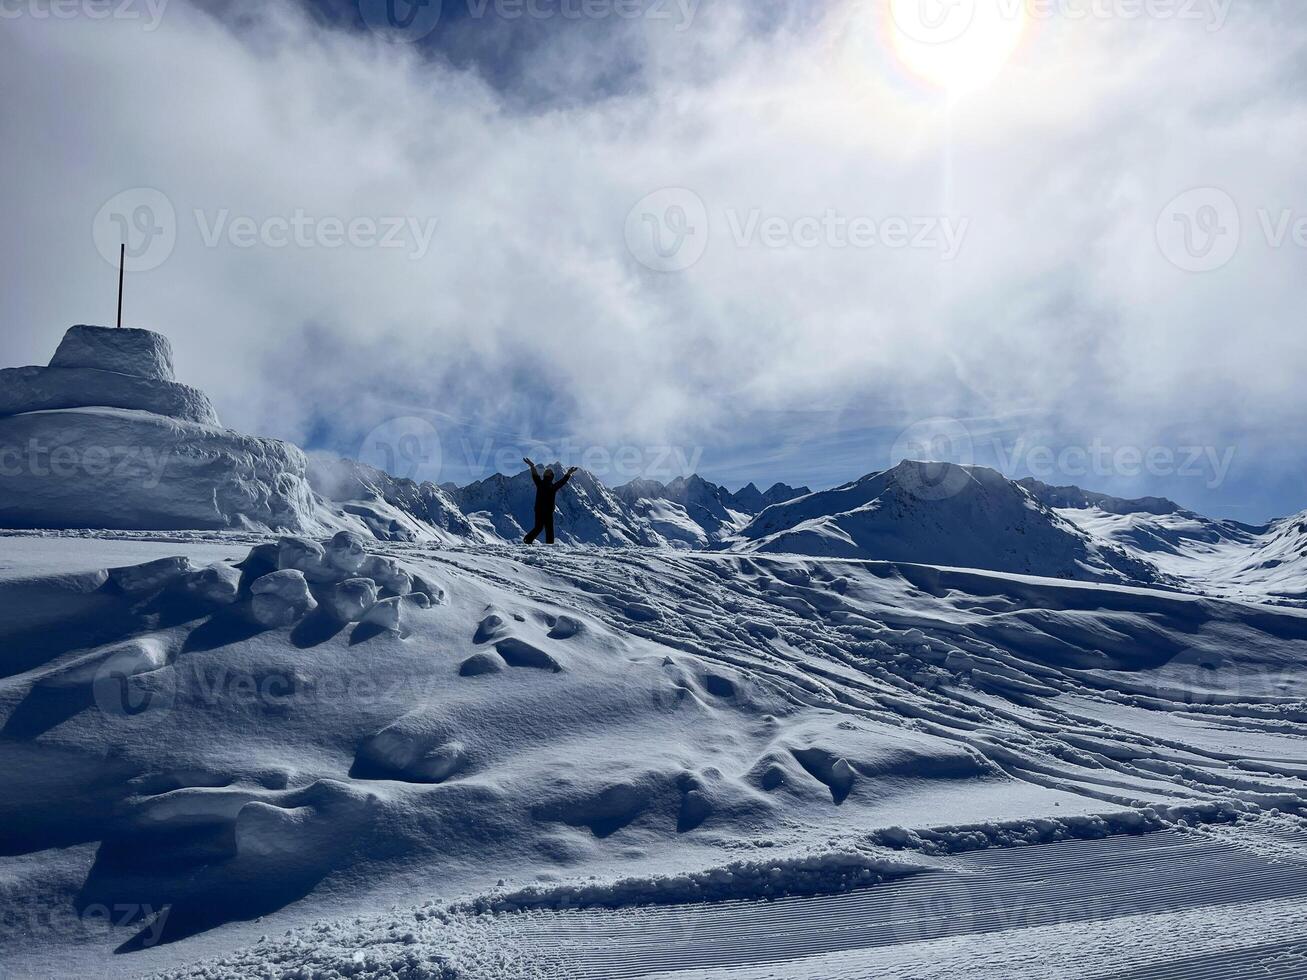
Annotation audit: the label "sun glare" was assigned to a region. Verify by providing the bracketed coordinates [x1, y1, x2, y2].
[887, 0, 1031, 94]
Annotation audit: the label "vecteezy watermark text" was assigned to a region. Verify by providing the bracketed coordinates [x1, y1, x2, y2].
[0, 0, 168, 29]
[93, 188, 440, 273]
[358, 0, 699, 43]
[995, 437, 1236, 489]
[194, 210, 439, 259]
[0, 441, 172, 488]
[4, 902, 171, 949]
[625, 188, 969, 272]
[891, 0, 1232, 46]
[724, 209, 970, 258]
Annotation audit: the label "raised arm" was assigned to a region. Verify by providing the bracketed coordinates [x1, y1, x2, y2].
[524, 458, 543, 487]
[555, 466, 578, 489]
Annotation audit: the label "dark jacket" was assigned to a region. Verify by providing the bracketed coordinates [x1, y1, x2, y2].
[532, 470, 572, 516]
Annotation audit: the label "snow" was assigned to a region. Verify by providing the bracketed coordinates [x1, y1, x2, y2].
[0, 407, 323, 531]
[6, 333, 1307, 977]
[0, 328, 325, 534]
[3, 529, 1307, 977]
[0, 366, 219, 425]
[734, 461, 1162, 584]
[49, 325, 178, 382]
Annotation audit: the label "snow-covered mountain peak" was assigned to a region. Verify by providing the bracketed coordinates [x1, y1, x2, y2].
[736, 460, 1163, 584]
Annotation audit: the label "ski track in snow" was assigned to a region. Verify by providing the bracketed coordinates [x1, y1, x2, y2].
[3, 534, 1307, 977]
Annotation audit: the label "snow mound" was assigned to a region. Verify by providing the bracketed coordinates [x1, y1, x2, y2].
[0, 326, 325, 533]
[0, 407, 321, 531]
[0, 366, 219, 425]
[736, 460, 1163, 584]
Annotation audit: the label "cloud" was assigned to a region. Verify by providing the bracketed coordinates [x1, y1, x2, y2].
[1, 0, 1304, 516]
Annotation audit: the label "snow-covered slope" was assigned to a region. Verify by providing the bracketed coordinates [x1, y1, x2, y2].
[613, 474, 747, 541]
[610, 476, 813, 544]
[3, 533, 1307, 978]
[1018, 478, 1307, 603]
[735, 461, 1163, 584]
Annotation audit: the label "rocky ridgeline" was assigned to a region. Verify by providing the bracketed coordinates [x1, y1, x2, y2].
[0, 325, 322, 532]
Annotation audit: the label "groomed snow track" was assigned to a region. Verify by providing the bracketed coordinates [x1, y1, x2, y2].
[510, 830, 1307, 979]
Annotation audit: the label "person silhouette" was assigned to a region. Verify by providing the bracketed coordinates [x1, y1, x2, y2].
[523, 458, 578, 545]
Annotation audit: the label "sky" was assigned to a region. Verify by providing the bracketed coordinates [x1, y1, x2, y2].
[1, 0, 1305, 519]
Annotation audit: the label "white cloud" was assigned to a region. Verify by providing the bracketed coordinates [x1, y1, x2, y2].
[1, 0, 1304, 510]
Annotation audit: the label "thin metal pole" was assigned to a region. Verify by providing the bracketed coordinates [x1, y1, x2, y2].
[116, 243, 126, 328]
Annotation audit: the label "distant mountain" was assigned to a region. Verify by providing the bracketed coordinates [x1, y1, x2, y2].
[1017, 478, 1183, 517]
[735, 461, 1164, 584]
[727, 481, 813, 513]
[1215, 512, 1307, 599]
[306, 454, 484, 544]
[611, 476, 812, 543]
[454, 464, 660, 546]
[1020, 476, 1263, 559]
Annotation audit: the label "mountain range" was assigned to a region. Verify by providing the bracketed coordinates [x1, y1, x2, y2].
[4, 326, 1304, 601]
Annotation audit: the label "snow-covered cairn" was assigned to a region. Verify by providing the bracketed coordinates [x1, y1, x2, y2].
[0, 325, 320, 531]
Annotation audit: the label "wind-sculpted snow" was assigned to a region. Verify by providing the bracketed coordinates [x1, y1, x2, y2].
[0, 366, 220, 426]
[2, 533, 1307, 977]
[0, 327, 328, 534]
[0, 409, 324, 532]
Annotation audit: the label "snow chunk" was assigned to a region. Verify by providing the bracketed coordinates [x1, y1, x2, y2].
[362, 596, 402, 632]
[324, 530, 369, 575]
[250, 569, 317, 627]
[324, 578, 379, 623]
[359, 554, 413, 595]
[277, 537, 336, 583]
[49, 324, 176, 381]
[109, 556, 195, 595]
[183, 561, 242, 605]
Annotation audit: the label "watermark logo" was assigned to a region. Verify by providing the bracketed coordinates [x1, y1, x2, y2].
[359, 416, 444, 483]
[1156, 187, 1241, 273]
[94, 188, 177, 273]
[91, 657, 177, 724]
[358, 0, 443, 42]
[890, 417, 976, 500]
[891, 0, 977, 45]
[625, 188, 710, 273]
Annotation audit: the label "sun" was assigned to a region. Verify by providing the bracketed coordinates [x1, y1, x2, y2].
[887, 0, 1031, 94]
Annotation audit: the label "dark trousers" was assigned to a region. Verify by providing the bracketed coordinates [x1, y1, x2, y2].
[524, 511, 555, 544]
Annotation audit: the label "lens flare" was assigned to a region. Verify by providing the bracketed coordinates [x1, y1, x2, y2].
[887, 0, 1031, 94]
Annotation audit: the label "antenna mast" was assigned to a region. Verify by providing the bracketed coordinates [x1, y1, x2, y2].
[116, 243, 125, 328]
